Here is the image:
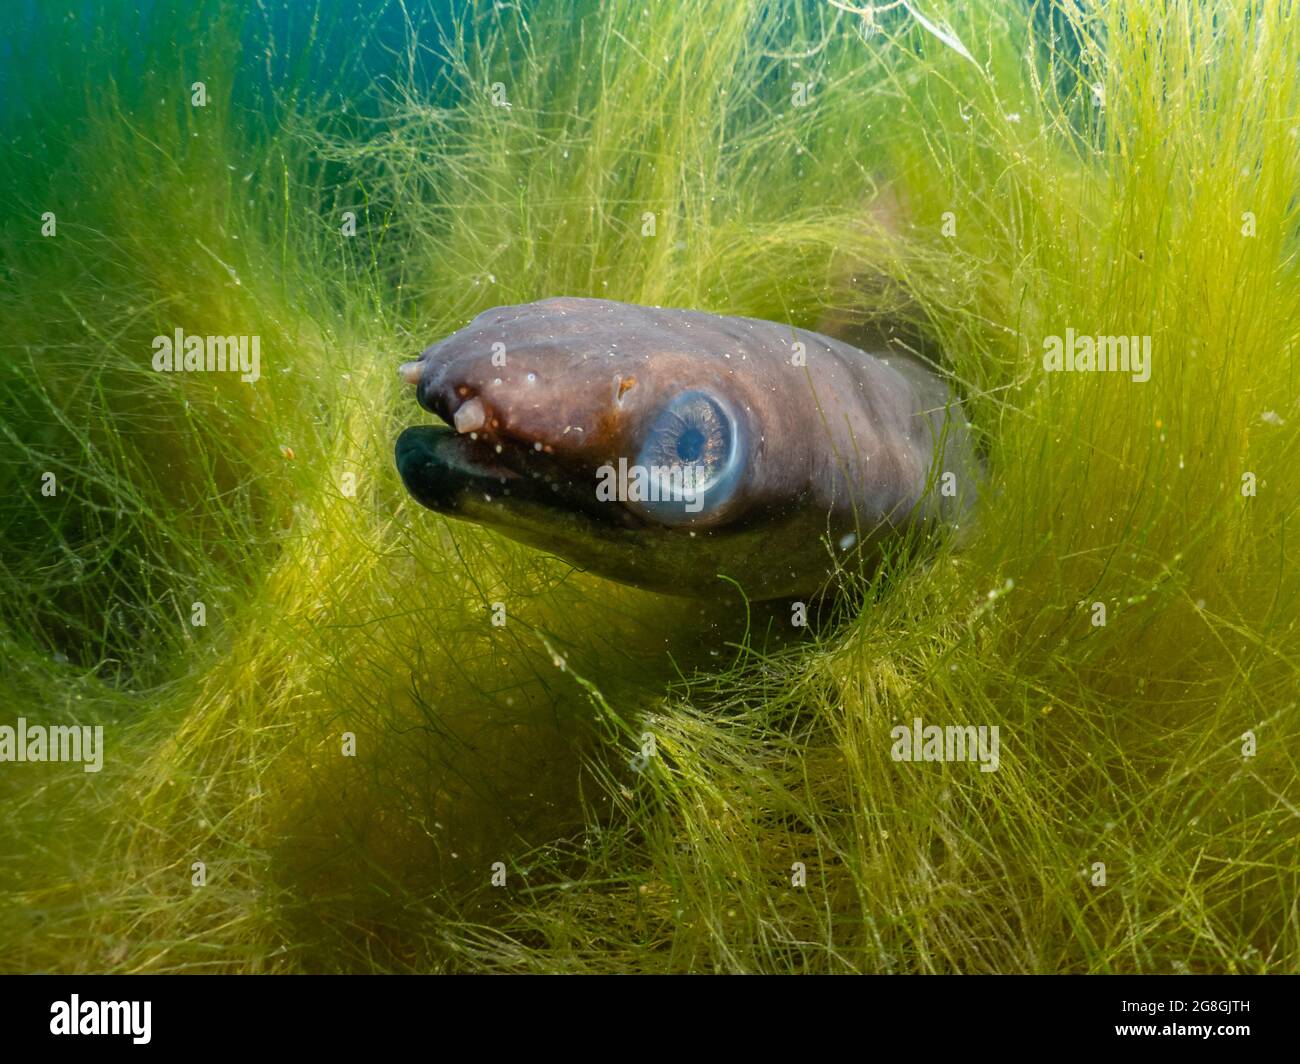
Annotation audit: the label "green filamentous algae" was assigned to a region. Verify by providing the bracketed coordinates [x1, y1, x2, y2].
[0, 0, 1297, 975]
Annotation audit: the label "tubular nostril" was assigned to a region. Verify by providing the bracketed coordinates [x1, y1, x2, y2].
[399, 360, 423, 385]
[453, 397, 487, 434]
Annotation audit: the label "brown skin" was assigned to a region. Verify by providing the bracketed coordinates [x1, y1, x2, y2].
[395, 297, 976, 599]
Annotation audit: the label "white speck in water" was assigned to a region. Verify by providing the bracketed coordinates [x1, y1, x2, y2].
[839, 532, 857, 551]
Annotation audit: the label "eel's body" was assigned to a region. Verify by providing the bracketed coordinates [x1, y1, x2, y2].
[395, 297, 976, 599]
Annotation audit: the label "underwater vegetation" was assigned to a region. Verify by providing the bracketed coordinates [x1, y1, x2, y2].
[0, 0, 1297, 974]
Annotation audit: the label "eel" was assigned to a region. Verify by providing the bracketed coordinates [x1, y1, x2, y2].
[395, 296, 977, 599]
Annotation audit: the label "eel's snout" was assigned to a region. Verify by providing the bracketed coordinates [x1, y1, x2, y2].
[398, 300, 646, 458]
[399, 343, 499, 437]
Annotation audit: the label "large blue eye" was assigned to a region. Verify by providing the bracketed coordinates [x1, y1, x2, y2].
[631, 391, 743, 524]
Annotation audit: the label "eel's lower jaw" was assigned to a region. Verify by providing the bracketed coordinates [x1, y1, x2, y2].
[395, 424, 647, 531]
[395, 425, 518, 512]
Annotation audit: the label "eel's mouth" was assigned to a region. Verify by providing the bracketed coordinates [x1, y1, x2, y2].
[395, 424, 645, 531]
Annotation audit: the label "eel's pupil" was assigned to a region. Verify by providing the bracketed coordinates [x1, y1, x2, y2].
[676, 427, 706, 462]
